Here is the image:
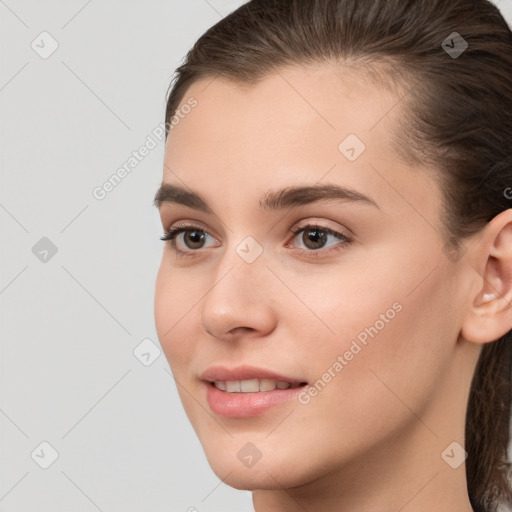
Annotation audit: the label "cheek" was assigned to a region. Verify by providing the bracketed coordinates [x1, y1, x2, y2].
[283, 253, 455, 423]
[276, 255, 403, 354]
[154, 261, 197, 370]
[154, 263, 172, 342]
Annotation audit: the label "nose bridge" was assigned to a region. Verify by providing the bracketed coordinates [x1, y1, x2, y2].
[214, 228, 267, 286]
[199, 232, 274, 338]
[210, 232, 267, 306]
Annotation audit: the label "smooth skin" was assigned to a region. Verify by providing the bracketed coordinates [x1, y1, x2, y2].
[154, 63, 512, 512]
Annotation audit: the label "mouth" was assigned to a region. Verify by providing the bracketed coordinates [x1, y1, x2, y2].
[200, 365, 309, 417]
[200, 364, 308, 388]
[208, 379, 308, 393]
[203, 379, 308, 418]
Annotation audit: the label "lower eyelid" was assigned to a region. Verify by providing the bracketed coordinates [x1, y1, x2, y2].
[162, 224, 351, 254]
[170, 228, 220, 255]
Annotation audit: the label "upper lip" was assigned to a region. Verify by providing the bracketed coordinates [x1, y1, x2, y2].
[200, 365, 307, 384]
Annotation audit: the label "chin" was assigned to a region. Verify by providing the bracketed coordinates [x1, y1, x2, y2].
[211, 464, 305, 491]
[203, 444, 317, 491]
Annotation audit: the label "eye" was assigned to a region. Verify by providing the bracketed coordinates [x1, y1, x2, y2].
[160, 225, 218, 257]
[287, 223, 352, 255]
[160, 222, 352, 258]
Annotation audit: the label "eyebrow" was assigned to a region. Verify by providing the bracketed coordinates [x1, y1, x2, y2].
[153, 182, 380, 213]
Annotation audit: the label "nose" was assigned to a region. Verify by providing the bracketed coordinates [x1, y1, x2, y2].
[200, 243, 277, 341]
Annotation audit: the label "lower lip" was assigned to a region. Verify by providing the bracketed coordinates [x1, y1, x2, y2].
[204, 382, 307, 418]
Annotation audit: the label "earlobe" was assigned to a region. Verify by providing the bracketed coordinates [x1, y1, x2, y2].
[460, 209, 512, 344]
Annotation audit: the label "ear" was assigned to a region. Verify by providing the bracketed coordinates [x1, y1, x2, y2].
[461, 209, 512, 345]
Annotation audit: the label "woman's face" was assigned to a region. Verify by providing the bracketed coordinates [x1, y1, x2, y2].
[154, 64, 472, 490]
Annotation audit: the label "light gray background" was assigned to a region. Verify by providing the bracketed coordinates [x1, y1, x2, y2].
[1, 1, 511, 511]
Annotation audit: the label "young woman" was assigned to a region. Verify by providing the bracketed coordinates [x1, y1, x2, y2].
[153, 1, 512, 510]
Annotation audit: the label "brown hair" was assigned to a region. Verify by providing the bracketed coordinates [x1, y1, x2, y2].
[163, 1, 512, 509]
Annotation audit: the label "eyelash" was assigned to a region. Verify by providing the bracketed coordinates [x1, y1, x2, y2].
[160, 222, 352, 259]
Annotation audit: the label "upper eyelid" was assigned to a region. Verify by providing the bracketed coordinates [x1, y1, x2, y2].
[159, 204, 357, 235]
[163, 221, 352, 246]
[163, 219, 348, 236]
[163, 222, 220, 242]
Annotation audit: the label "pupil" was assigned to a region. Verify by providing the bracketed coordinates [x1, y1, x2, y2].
[304, 228, 326, 249]
[186, 230, 205, 248]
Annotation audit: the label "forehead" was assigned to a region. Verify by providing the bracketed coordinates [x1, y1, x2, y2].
[165, 64, 408, 184]
[167, 63, 401, 159]
[162, 64, 441, 228]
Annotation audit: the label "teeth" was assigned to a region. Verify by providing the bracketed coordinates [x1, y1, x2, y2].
[213, 379, 302, 393]
[226, 380, 241, 392]
[240, 379, 259, 392]
[259, 378, 276, 391]
[215, 380, 227, 391]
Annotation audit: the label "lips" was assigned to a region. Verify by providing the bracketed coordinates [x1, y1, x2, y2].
[200, 364, 309, 418]
[199, 364, 307, 385]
